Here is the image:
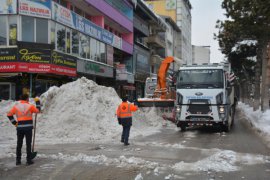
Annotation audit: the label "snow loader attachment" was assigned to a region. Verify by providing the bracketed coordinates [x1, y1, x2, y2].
[137, 98, 174, 107]
[137, 56, 176, 108]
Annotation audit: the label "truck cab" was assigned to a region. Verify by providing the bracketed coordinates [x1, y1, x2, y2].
[175, 63, 236, 131]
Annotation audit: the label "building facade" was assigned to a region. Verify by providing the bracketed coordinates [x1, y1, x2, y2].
[192, 45, 210, 64]
[0, 0, 134, 100]
[133, 0, 167, 98]
[145, 0, 192, 64]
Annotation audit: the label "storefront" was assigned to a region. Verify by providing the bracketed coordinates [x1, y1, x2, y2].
[133, 45, 150, 98]
[0, 42, 77, 99]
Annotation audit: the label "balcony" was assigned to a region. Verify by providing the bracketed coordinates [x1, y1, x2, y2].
[116, 64, 134, 83]
[145, 35, 166, 48]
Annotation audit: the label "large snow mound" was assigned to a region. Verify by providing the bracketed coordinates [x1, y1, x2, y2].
[0, 77, 167, 145]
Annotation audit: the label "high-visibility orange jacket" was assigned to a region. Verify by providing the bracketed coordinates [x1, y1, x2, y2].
[116, 102, 138, 120]
[7, 100, 39, 130]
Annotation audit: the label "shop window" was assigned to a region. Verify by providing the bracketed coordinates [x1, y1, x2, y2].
[0, 16, 7, 46]
[100, 42, 106, 63]
[8, 16, 17, 46]
[90, 38, 97, 60]
[22, 16, 34, 42]
[51, 21, 56, 48]
[56, 23, 66, 52]
[66, 28, 71, 53]
[72, 30, 79, 56]
[80, 33, 89, 59]
[36, 18, 48, 43]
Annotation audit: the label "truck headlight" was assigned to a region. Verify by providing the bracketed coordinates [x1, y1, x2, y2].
[219, 106, 225, 113]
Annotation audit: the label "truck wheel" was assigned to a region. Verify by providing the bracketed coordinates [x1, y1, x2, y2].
[223, 124, 231, 132]
[231, 106, 235, 127]
[180, 125, 186, 132]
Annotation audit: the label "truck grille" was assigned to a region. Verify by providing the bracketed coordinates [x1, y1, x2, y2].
[187, 99, 211, 114]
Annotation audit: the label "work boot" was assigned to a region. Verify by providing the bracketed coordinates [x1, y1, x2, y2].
[121, 139, 124, 143]
[124, 142, 130, 146]
[26, 160, 34, 165]
[16, 161, 21, 166]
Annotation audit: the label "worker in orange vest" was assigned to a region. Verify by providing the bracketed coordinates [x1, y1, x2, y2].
[116, 96, 138, 146]
[7, 94, 40, 166]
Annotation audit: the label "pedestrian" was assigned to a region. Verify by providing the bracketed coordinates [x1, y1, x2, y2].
[116, 96, 138, 146]
[7, 94, 40, 166]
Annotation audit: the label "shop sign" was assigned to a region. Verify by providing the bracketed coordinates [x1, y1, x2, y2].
[0, 0, 17, 14]
[52, 2, 76, 28]
[18, 48, 51, 64]
[51, 51, 77, 77]
[77, 59, 113, 78]
[75, 14, 115, 45]
[0, 48, 17, 62]
[19, 0, 51, 19]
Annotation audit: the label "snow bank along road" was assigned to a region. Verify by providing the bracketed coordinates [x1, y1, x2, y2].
[1, 78, 270, 179]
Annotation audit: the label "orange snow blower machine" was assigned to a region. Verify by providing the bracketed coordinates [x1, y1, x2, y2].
[137, 56, 176, 107]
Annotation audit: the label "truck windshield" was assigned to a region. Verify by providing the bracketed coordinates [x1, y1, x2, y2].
[177, 69, 224, 89]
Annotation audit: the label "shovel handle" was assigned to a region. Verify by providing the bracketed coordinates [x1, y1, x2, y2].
[32, 113, 37, 152]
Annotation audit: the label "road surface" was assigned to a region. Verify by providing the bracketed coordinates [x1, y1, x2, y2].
[1, 109, 270, 180]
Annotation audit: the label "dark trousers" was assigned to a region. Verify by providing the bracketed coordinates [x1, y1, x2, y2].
[121, 125, 131, 144]
[16, 129, 32, 162]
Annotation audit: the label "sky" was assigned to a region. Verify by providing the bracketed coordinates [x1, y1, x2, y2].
[190, 0, 227, 63]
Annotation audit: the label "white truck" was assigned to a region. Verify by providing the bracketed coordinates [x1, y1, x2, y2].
[174, 63, 236, 132]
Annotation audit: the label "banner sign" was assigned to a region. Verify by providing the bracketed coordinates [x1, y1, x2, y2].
[19, 0, 51, 19]
[52, 2, 76, 28]
[18, 48, 51, 64]
[0, 0, 17, 14]
[0, 47, 76, 76]
[77, 59, 113, 78]
[52, 2, 122, 50]
[0, 48, 17, 62]
[51, 51, 77, 76]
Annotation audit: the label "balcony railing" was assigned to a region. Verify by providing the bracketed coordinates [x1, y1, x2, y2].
[145, 35, 166, 48]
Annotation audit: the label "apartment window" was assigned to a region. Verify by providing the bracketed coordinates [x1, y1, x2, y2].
[51, 21, 56, 48]
[9, 16, 17, 46]
[66, 28, 71, 53]
[90, 38, 97, 60]
[100, 42, 106, 63]
[96, 40, 100, 61]
[0, 16, 7, 46]
[36, 18, 48, 43]
[72, 30, 79, 55]
[56, 23, 66, 52]
[22, 16, 34, 42]
[80, 33, 89, 59]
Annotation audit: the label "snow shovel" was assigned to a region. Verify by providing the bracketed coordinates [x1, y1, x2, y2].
[31, 113, 38, 159]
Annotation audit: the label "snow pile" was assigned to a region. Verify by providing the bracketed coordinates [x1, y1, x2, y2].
[0, 100, 17, 147]
[238, 102, 270, 143]
[172, 150, 270, 172]
[36, 77, 122, 143]
[35, 77, 165, 143]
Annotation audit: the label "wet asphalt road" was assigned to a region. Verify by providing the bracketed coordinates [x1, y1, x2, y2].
[1, 108, 270, 180]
